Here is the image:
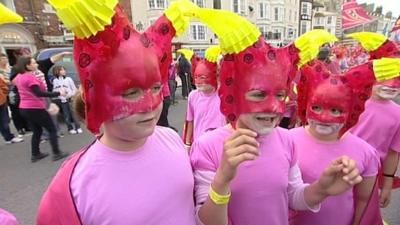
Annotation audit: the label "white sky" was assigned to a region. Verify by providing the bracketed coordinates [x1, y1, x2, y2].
[358, 0, 400, 18]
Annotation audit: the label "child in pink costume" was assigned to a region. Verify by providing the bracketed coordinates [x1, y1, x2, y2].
[349, 32, 400, 208]
[36, 1, 200, 225]
[190, 9, 363, 225]
[184, 47, 226, 146]
[289, 56, 400, 225]
[0, 209, 19, 225]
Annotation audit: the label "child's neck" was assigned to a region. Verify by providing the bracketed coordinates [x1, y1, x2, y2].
[100, 132, 147, 152]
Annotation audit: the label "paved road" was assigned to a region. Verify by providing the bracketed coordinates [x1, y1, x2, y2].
[0, 94, 399, 225]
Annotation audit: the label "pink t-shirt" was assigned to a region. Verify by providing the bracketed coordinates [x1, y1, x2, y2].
[289, 127, 379, 225]
[0, 209, 19, 225]
[13, 72, 46, 109]
[71, 126, 197, 225]
[350, 98, 400, 159]
[191, 126, 299, 225]
[186, 90, 226, 140]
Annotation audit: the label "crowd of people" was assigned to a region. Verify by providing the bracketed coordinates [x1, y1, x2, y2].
[1, 1, 400, 225]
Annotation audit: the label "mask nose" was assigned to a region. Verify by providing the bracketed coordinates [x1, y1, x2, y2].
[137, 90, 162, 113]
[263, 96, 285, 114]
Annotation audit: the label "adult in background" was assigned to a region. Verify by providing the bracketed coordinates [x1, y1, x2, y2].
[0, 53, 30, 135]
[13, 56, 69, 162]
[178, 53, 192, 99]
[0, 72, 23, 144]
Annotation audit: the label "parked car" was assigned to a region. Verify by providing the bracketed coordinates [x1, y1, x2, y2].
[34, 47, 80, 87]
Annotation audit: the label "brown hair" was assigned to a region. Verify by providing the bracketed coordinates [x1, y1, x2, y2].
[52, 65, 65, 77]
[73, 89, 86, 121]
[14, 56, 34, 74]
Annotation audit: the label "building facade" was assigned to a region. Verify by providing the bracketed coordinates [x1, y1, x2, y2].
[131, 0, 300, 56]
[0, 0, 132, 64]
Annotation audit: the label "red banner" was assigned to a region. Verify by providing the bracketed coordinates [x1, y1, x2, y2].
[391, 16, 400, 32]
[342, 0, 375, 30]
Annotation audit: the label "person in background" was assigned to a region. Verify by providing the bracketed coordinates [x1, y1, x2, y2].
[156, 80, 172, 128]
[0, 71, 23, 144]
[178, 53, 192, 99]
[168, 60, 178, 105]
[52, 65, 82, 135]
[0, 53, 30, 135]
[183, 46, 226, 147]
[349, 32, 400, 208]
[13, 56, 69, 162]
[317, 46, 341, 75]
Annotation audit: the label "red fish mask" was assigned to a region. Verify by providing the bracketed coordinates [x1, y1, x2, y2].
[298, 60, 377, 136]
[191, 55, 218, 89]
[219, 37, 300, 123]
[74, 5, 175, 133]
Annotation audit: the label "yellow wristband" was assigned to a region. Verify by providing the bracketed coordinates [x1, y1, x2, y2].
[209, 186, 231, 205]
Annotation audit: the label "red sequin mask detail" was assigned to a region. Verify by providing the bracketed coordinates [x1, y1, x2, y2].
[191, 55, 218, 89]
[298, 60, 376, 136]
[74, 5, 176, 133]
[219, 37, 300, 123]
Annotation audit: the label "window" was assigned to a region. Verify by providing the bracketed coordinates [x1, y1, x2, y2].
[288, 28, 294, 38]
[190, 23, 207, 41]
[327, 16, 332, 24]
[274, 7, 279, 21]
[232, 0, 246, 15]
[213, 0, 221, 9]
[258, 2, 269, 19]
[300, 21, 309, 34]
[301, 2, 310, 15]
[258, 25, 268, 39]
[193, 49, 206, 57]
[192, 0, 206, 7]
[148, 0, 166, 9]
[273, 29, 281, 40]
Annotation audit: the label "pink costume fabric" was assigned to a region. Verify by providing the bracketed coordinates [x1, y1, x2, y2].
[0, 209, 19, 225]
[71, 126, 196, 225]
[350, 99, 400, 159]
[186, 90, 226, 140]
[13, 72, 46, 109]
[289, 127, 379, 225]
[37, 127, 197, 225]
[191, 126, 319, 225]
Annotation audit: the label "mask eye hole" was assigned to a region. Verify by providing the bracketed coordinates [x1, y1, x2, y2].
[245, 89, 266, 102]
[122, 88, 143, 100]
[151, 83, 162, 94]
[311, 105, 322, 113]
[275, 90, 286, 101]
[330, 108, 342, 117]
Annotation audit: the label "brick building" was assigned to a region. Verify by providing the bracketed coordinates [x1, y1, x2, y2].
[0, 0, 132, 65]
